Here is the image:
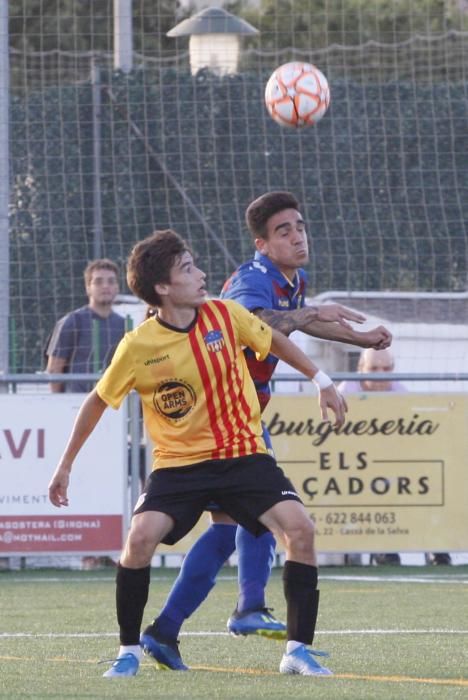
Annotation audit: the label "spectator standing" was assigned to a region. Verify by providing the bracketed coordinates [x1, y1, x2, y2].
[46, 258, 125, 569]
[46, 259, 125, 393]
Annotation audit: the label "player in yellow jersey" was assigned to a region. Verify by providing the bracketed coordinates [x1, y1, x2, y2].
[147, 191, 392, 650]
[48, 229, 347, 678]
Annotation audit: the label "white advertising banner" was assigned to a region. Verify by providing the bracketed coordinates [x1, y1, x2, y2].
[0, 395, 127, 555]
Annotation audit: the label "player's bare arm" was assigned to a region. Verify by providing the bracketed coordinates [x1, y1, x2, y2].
[48, 389, 108, 507]
[291, 318, 392, 350]
[46, 354, 68, 393]
[269, 328, 347, 428]
[257, 303, 364, 333]
[256, 308, 391, 349]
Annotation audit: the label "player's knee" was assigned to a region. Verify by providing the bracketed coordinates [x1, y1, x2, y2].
[125, 524, 157, 565]
[284, 518, 315, 557]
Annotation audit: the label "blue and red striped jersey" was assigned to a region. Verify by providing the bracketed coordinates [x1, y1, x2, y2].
[221, 252, 307, 411]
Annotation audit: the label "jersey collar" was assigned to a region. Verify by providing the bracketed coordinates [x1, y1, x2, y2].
[155, 311, 198, 333]
[253, 251, 303, 293]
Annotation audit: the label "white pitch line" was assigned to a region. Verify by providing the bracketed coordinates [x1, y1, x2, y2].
[316, 629, 468, 635]
[1, 629, 468, 639]
[4, 574, 468, 584]
[3, 576, 240, 584]
[320, 575, 468, 584]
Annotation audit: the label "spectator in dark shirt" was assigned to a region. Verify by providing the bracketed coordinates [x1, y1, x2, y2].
[46, 259, 125, 393]
[46, 258, 125, 569]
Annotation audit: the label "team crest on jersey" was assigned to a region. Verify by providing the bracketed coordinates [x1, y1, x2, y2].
[204, 329, 225, 353]
[153, 379, 196, 421]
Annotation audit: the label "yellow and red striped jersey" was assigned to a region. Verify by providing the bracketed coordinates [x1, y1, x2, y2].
[96, 300, 272, 469]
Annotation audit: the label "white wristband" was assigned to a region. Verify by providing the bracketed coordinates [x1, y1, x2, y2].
[312, 370, 333, 390]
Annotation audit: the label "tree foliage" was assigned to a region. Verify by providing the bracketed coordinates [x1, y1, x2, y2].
[237, 0, 468, 50]
[8, 0, 189, 54]
[9, 1, 468, 57]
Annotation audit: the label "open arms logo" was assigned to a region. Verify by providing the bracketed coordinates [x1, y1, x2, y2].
[153, 379, 196, 421]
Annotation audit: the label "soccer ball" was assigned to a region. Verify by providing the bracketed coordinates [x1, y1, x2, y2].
[264, 61, 330, 128]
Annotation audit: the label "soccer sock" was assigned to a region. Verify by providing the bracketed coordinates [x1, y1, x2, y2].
[153, 524, 237, 640]
[236, 527, 276, 613]
[282, 560, 319, 645]
[118, 644, 143, 661]
[116, 563, 151, 645]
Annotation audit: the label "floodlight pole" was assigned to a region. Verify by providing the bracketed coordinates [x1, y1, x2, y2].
[0, 0, 9, 379]
[114, 0, 133, 73]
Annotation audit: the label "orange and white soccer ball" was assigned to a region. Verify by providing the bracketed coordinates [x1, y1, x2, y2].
[264, 61, 330, 128]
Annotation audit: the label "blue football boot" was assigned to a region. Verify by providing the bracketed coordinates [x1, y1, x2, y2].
[227, 607, 286, 640]
[102, 652, 139, 678]
[140, 626, 188, 671]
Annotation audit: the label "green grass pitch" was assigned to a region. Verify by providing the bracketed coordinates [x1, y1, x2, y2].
[1, 566, 467, 699]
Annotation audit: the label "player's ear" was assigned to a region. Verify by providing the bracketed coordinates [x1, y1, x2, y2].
[155, 282, 169, 298]
[255, 237, 269, 255]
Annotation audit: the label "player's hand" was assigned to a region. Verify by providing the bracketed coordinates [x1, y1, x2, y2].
[48, 466, 71, 507]
[317, 385, 348, 428]
[357, 325, 392, 350]
[316, 303, 366, 329]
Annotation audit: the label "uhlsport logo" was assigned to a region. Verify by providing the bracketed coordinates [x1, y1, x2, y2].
[153, 379, 196, 421]
[204, 329, 225, 353]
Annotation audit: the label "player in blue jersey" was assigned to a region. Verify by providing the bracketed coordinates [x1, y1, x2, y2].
[143, 192, 392, 673]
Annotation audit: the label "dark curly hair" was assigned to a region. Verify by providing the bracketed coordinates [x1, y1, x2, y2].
[126, 229, 191, 307]
[245, 191, 300, 240]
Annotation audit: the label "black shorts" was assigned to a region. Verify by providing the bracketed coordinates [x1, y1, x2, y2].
[205, 422, 274, 514]
[134, 453, 302, 545]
